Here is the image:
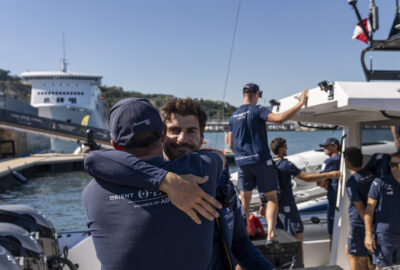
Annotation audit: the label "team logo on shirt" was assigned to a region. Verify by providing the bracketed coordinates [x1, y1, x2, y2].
[385, 184, 394, 195]
[108, 190, 169, 207]
[232, 111, 250, 120]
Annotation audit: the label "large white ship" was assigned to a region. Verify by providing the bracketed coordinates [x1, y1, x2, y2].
[21, 60, 108, 129]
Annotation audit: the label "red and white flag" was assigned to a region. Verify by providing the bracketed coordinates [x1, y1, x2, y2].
[352, 18, 371, 44]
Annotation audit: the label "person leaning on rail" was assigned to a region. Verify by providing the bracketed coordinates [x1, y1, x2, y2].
[260, 137, 339, 262]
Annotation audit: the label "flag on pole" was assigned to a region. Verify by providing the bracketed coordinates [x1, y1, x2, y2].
[352, 18, 371, 44]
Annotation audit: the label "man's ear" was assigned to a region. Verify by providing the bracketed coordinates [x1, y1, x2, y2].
[200, 134, 204, 146]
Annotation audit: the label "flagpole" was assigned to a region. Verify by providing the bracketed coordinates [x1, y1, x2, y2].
[349, 2, 372, 43]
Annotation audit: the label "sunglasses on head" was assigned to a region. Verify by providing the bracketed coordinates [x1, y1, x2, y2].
[390, 162, 400, 169]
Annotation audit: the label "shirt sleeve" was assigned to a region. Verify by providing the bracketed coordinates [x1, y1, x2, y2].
[84, 149, 167, 191]
[368, 178, 382, 200]
[230, 197, 274, 270]
[286, 161, 302, 177]
[257, 105, 271, 121]
[346, 177, 362, 202]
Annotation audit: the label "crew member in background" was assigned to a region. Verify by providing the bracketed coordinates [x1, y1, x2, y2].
[391, 125, 400, 151]
[364, 151, 400, 268]
[318, 137, 341, 245]
[228, 82, 308, 242]
[266, 137, 339, 260]
[85, 98, 274, 270]
[82, 98, 224, 270]
[343, 147, 375, 270]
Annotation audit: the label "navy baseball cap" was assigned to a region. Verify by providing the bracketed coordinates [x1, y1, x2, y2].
[243, 83, 263, 98]
[319, 137, 340, 147]
[108, 98, 164, 147]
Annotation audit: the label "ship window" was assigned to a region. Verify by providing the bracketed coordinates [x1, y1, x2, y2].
[69, 97, 77, 104]
[56, 97, 64, 103]
[51, 92, 54, 95]
[81, 92, 84, 95]
[44, 98, 50, 103]
[67, 84, 69, 86]
[63, 92, 66, 95]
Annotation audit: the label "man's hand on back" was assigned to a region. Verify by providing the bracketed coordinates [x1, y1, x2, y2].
[159, 172, 222, 224]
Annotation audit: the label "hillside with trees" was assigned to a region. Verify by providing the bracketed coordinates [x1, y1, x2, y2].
[0, 68, 236, 119]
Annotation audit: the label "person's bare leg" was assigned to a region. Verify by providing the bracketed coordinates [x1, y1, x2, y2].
[295, 233, 304, 264]
[264, 190, 278, 240]
[357, 257, 369, 270]
[240, 190, 252, 225]
[347, 254, 358, 270]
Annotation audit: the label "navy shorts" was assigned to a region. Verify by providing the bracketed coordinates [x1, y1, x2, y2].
[277, 203, 304, 235]
[373, 232, 400, 267]
[237, 161, 278, 193]
[327, 190, 336, 235]
[347, 226, 368, 257]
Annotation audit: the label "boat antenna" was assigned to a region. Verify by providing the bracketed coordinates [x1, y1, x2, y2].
[388, 0, 400, 38]
[61, 32, 68, 72]
[216, 0, 241, 147]
[369, 56, 373, 71]
[369, 0, 379, 32]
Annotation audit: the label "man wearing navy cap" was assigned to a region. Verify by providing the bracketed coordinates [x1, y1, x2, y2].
[84, 98, 275, 270]
[318, 137, 341, 244]
[82, 98, 225, 270]
[365, 151, 400, 268]
[228, 82, 308, 241]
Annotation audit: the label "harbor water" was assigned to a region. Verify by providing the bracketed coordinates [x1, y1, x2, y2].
[0, 129, 394, 232]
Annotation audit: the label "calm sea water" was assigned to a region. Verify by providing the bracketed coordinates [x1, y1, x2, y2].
[0, 129, 394, 232]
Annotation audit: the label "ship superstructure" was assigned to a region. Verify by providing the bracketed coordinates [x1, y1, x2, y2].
[21, 62, 108, 129]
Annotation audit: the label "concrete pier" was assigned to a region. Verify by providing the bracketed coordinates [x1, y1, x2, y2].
[0, 153, 86, 190]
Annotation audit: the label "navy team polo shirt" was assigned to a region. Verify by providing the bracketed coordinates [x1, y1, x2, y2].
[82, 152, 222, 270]
[346, 169, 375, 227]
[368, 175, 400, 235]
[321, 155, 340, 194]
[276, 159, 301, 205]
[229, 105, 271, 167]
[364, 153, 392, 179]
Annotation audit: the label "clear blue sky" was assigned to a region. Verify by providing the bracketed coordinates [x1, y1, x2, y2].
[1, 0, 400, 107]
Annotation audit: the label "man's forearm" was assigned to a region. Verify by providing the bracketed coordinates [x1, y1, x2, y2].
[364, 205, 374, 236]
[85, 149, 167, 191]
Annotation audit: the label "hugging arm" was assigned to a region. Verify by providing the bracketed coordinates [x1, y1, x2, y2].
[84, 149, 221, 224]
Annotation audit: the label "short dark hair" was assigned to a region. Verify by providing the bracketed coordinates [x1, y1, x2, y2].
[270, 137, 286, 155]
[160, 98, 208, 136]
[343, 147, 363, 168]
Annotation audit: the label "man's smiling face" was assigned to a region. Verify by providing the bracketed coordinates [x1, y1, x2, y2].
[163, 113, 204, 160]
